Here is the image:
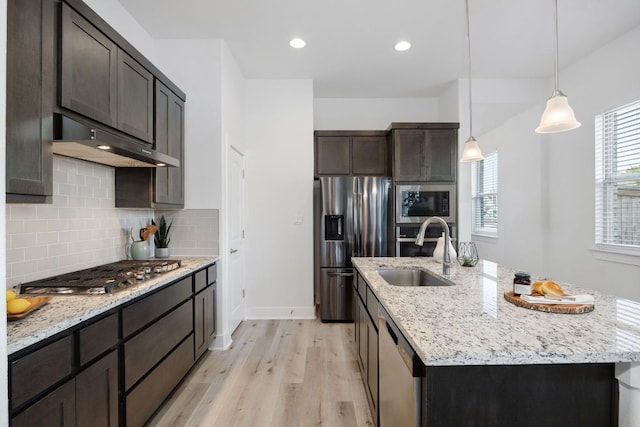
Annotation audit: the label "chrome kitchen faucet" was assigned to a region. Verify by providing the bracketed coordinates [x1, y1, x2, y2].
[415, 216, 452, 275]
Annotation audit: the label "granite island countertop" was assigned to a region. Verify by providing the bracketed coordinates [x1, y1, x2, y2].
[353, 257, 640, 366]
[7, 256, 219, 355]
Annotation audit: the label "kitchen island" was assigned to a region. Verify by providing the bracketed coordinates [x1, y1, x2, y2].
[353, 257, 640, 426]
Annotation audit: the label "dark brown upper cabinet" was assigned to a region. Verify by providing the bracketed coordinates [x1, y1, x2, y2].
[315, 131, 388, 177]
[117, 50, 154, 142]
[6, 0, 55, 203]
[60, 2, 118, 129]
[389, 123, 459, 182]
[60, 2, 154, 144]
[115, 80, 184, 208]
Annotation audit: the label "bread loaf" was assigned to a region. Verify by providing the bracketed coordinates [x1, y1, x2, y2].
[531, 280, 564, 297]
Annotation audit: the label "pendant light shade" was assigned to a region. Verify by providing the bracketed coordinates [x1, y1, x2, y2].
[460, 136, 484, 162]
[535, 90, 581, 133]
[460, 0, 484, 162]
[536, 0, 581, 134]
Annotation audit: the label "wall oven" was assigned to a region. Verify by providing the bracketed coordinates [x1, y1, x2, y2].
[396, 224, 456, 257]
[395, 184, 456, 224]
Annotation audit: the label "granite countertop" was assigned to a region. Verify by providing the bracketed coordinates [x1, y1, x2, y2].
[7, 257, 219, 356]
[353, 257, 640, 366]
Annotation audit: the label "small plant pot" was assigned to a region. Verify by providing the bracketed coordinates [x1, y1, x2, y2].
[155, 247, 170, 259]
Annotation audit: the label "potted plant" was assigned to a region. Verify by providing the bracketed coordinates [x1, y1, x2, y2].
[152, 216, 173, 258]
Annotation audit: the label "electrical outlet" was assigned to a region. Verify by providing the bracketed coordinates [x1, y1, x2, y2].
[293, 216, 304, 225]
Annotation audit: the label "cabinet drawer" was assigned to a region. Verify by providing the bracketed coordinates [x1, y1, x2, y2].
[122, 276, 192, 337]
[79, 313, 118, 366]
[126, 335, 194, 427]
[194, 268, 207, 293]
[208, 263, 217, 284]
[124, 300, 193, 390]
[11, 335, 73, 408]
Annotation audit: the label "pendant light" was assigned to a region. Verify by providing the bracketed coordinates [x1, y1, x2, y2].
[535, 0, 581, 133]
[460, 0, 484, 162]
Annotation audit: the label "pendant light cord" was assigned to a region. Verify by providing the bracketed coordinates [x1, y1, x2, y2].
[465, 0, 473, 137]
[553, 0, 559, 93]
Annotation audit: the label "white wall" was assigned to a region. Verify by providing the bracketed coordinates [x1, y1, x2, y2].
[472, 25, 640, 300]
[244, 80, 315, 318]
[154, 39, 223, 210]
[314, 98, 439, 130]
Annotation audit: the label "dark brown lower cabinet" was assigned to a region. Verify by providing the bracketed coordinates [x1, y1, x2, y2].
[76, 351, 118, 427]
[12, 380, 75, 427]
[125, 335, 195, 427]
[194, 283, 216, 360]
[9, 262, 217, 427]
[353, 274, 379, 423]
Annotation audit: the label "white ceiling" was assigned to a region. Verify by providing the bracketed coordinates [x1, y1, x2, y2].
[117, 0, 640, 99]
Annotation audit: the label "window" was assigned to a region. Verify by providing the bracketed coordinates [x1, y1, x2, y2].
[595, 100, 640, 249]
[471, 151, 498, 236]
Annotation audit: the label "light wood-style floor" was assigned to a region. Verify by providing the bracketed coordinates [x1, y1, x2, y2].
[147, 319, 374, 427]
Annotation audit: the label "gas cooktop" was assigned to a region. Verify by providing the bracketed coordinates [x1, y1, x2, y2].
[19, 260, 182, 295]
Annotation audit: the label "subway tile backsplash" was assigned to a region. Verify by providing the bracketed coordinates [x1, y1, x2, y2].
[6, 156, 219, 288]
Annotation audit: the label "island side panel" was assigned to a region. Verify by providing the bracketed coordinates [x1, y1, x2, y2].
[424, 363, 618, 427]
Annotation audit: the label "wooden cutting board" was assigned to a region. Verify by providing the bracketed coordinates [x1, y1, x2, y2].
[7, 297, 51, 321]
[504, 291, 594, 314]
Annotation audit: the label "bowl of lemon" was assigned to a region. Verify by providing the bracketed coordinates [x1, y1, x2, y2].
[6, 290, 50, 320]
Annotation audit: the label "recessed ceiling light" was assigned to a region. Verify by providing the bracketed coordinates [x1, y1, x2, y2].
[289, 38, 306, 49]
[394, 41, 411, 52]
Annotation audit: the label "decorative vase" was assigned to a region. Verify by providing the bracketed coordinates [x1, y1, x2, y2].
[433, 233, 457, 264]
[155, 247, 170, 259]
[457, 242, 479, 267]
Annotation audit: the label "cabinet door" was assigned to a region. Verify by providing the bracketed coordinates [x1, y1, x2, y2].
[357, 297, 367, 374]
[12, 380, 76, 427]
[315, 136, 350, 175]
[393, 130, 427, 181]
[352, 136, 387, 175]
[76, 351, 118, 427]
[194, 288, 207, 359]
[6, 0, 54, 201]
[117, 50, 153, 142]
[154, 80, 185, 206]
[425, 129, 457, 181]
[206, 283, 217, 344]
[60, 3, 117, 127]
[366, 314, 378, 412]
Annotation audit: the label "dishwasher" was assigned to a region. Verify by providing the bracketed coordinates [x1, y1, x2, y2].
[378, 306, 425, 427]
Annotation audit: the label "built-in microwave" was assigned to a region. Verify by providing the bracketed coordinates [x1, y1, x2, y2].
[395, 184, 456, 224]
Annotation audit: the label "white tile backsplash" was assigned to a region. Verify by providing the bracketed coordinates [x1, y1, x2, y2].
[6, 156, 220, 288]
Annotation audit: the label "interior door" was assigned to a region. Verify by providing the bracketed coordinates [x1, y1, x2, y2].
[228, 146, 246, 333]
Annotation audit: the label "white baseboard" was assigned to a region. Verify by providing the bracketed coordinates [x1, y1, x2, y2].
[246, 305, 316, 320]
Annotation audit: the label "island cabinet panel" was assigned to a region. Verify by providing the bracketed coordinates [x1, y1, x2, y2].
[423, 363, 618, 426]
[353, 272, 379, 423]
[60, 3, 118, 128]
[6, 0, 55, 202]
[11, 379, 76, 427]
[76, 350, 118, 427]
[195, 264, 217, 359]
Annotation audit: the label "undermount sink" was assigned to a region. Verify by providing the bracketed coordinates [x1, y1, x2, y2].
[376, 268, 454, 287]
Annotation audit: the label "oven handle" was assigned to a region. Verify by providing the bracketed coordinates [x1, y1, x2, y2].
[328, 272, 355, 277]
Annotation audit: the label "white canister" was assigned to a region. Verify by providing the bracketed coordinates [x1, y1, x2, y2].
[433, 233, 457, 264]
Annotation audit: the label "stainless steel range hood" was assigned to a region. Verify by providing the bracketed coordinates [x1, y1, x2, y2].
[52, 114, 180, 168]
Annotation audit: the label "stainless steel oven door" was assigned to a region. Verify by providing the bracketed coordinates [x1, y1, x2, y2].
[395, 184, 456, 224]
[396, 238, 437, 257]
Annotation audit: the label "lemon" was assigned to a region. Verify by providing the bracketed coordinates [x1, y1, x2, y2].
[7, 298, 31, 315]
[6, 290, 16, 302]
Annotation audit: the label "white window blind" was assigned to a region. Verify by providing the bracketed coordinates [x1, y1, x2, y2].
[471, 151, 498, 236]
[595, 100, 640, 249]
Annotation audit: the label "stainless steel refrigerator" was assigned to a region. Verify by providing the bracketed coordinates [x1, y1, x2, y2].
[314, 176, 392, 322]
